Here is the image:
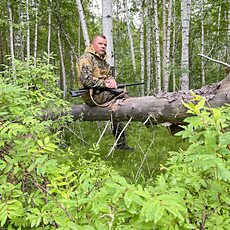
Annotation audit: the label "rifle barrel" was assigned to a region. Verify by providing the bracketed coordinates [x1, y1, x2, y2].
[70, 82, 145, 97]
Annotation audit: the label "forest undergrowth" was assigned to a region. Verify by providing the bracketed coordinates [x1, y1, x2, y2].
[63, 122, 189, 185]
[0, 60, 229, 229]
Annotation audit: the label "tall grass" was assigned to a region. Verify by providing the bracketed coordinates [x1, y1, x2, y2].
[63, 121, 189, 185]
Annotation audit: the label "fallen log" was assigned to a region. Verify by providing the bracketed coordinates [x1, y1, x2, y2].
[68, 73, 230, 125]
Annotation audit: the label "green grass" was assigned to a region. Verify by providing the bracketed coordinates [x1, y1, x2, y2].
[63, 121, 189, 186]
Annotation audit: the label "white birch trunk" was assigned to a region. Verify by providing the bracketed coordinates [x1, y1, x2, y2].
[172, 0, 176, 91]
[165, 0, 173, 91]
[200, 0, 205, 85]
[19, 1, 25, 61]
[140, 1, 145, 96]
[7, 0, 15, 62]
[47, 0, 52, 64]
[7, 0, 15, 76]
[102, 0, 115, 68]
[180, 0, 191, 90]
[154, 0, 161, 93]
[162, 0, 167, 92]
[26, 0, 30, 62]
[78, 23, 81, 58]
[146, 5, 151, 94]
[34, 0, 40, 67]
[70, 50, 76, 85]
[57, 26, 67, 99]
[228, 0, 230, 62]
[75, 0, 90, 47]
[125, 0, 136, 80]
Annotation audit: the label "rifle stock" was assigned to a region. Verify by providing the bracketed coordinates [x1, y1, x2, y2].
[69, 82, 145, 97]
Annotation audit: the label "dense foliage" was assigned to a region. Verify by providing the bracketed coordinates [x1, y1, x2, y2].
[0, 61, 229, 229]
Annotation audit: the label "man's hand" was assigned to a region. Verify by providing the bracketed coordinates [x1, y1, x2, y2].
[104, 79, 117, 89]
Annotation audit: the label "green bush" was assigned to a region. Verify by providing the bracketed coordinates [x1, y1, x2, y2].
[0, 61, 229, 229]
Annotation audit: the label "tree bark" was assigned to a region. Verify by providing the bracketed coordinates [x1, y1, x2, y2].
[140, 1, 145, 96]
[102, 0, 115, 69]
[75, 0, 90, 46]
[180, 0, 191, 90]
[56, 74, 230, 125]
[153, 0, 162, 94]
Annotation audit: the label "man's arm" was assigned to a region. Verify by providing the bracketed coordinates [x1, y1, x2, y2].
[77, 57, 117, 89]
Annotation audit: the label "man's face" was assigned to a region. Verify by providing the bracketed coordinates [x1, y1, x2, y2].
[91, 37, 107, 56]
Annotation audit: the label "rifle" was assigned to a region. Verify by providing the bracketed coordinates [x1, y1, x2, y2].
[69, 82, 145, 97]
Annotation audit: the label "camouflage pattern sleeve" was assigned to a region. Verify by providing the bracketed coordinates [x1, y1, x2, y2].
[77, 56, 105, 89]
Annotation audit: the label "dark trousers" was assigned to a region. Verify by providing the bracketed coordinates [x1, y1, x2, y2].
[112, 121, 127, 147]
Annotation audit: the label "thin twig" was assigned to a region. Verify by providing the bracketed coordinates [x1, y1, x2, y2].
[64, 125, 89, 145]
[198, 53, 230, 68]
[27, 173, 74, 222]
[106, 117, 133, 159]
[96, 120, 110, 145]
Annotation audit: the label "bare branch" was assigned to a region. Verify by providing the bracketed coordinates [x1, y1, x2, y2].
[198, 53, 230, 68]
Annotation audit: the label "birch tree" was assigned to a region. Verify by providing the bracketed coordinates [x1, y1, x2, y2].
[102, 0, 115, 69]
[75, 0, 90, 47]
[228, 0, 230, 62]
[26, 0, 30, 62]
[180, 0, 191, 90]
[153, 0, 161, 93]
[164, 0, 173, 92]
[19, 0, 25, 61]
[146, 3, 151, 94]
[200, 0, 205, 85]
[57, 26, 67, 99]
[7, 0, 15, 70]
[125, 0, 136, 80]
[47, 0, 52, 64]
[140, 1, 145, 96]
[172, 0, 176, 91]
[34, 0, 40, 66]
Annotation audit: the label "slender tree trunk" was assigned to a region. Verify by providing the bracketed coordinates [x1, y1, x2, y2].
[153, 0, 161, 93]
[34, 0, 40, 67]
[78, 23, 81, 58]
[75, 0, 90, 46]
[180, 0, 191, 90]
[47, 0, 52, 64]
[19, 0, 25, 61]
[162, 0, 167, 91]
[102, 0, 115, 70]
[26, 0, 30, 62]
[172, 0, 176, 91]
[228, 0, 230, 62]
[165, 0, 172, 91]
[200, 0, 205, 85]
[70, 50, 76, 86]
[125, 0, 136, 81]
[140, 1, 145, 96]
[146, 5, 151, 94]
[7, 0, 15, 71]
[0, 32, 3, 66]
[57, 26, 67, 99]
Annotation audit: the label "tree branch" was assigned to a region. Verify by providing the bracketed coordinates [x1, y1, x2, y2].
[197, 53, 230, 68]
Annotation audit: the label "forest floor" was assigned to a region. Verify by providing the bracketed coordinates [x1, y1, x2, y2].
[63, 121, 189, 186]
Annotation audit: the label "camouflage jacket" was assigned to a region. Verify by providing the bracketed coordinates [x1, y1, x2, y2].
[77, 46, 115, 106]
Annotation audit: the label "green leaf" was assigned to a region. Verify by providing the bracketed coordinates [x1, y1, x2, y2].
[219, 132, 230, 146]
[0, 160, 6, 171]
[154, 206, 165, 224]
[140, 199, 156, 222]
[37, 140, 43, 148]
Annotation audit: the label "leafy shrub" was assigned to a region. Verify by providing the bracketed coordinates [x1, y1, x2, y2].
[0, 61, 229, 229]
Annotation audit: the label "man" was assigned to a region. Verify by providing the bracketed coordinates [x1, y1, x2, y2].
[77, 35, 132, 150]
